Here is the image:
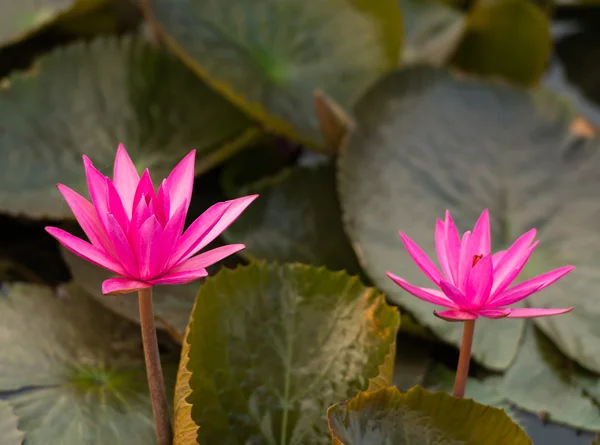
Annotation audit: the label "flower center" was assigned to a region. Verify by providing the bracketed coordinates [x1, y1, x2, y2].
[472, 254, 483, 266]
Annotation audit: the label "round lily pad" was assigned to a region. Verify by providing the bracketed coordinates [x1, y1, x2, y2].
[145, 0, 403, 147]
[338, 65, 595, 371]
[0, 402, 24, 445]
[0, 282, 177, 445]
[0, 35, 256, 219]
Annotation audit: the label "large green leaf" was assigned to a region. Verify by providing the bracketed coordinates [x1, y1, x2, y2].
[0, 282, 177, 445]
[145, 0, 402, 147]
[174, 263, 400, 445]
[496, 324, 600, 431]
[337, 65, 595, 371]
[327, 386, 531, 444]
[0, 35, 258, 219]
[450, 0, 551, 86]
[0, 402, 24, 445]
[223, 164, 362, 274]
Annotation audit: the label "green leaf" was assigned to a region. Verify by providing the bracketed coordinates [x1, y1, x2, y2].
[449, 0, 551, 86]
[145, 0, 403, 148]
[326, 386, 531, 444]
[399, 0, 466, 66]
[223, 164, 362, 274]
[593, 434, 600, 445]
[338, 65, 585, 371]
[0, 35, 258, 219]
[496, 324, 600, 431]
[174, 262, 400, 444]
[0, 402, 24, 445]
[0, 282, 177, 445]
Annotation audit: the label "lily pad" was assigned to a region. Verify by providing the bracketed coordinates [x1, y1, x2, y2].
[0, 35, 257, 219]
[337, 65, 593, 371]
[450, 0, 551, 86]
[144, 0, 402, 147]
[326, 386, 531, 444]
[0, 282, 177, 445]
[0, 402, 24, 445]
[174, 262, 400, 444]
[223, 165, 362, 275]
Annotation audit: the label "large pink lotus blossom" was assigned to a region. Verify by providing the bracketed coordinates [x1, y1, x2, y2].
[46, 144, 257, 295]
[386, 209, 574, 321]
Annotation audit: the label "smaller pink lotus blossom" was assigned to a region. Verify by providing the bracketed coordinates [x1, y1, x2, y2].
[46, 144, 257, 295]
[386, 209, 574, 321]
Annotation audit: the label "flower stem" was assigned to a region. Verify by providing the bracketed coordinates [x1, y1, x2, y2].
[453, 319, 475, 398]
[138, 287, 172, 445]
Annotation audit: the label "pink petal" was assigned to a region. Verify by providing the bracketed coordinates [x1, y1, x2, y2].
[151, 268, 208, 285]
[132, 169, 156, 211]
[434, 309, 477, 321]
[470, 209, 491, 256]
[444, 211, 461, 283]
[45, 227, 125, 275]
[129, 195, 153, 239]
[435, 219, 453, 281]
[156, 200, 189, 271]
[504, 307, 574, 318]
[386, 272, 456, 308]
[83, 156, 111, 227]
[491, 240, 539, 297]
[439, 279, 471, 308]
[134, 215, 166, 279]
[106, 179, 130, 232]
[56, 184, 113, 254]
[466, 254, 493, 307]
[456, 230, 472, 291]
[489, 266, 575, 307]
[153, 180, 171, 227]
[492, 250, 506, 267]
[112, 143, 140, 218]
[399, 232, 442, 285]
[491, 229, 537, 295]
[477, 308, 511, 318]
[105, 213, 139, 277]
[165, 150, 195, 218]
[171, 244, 245, 272]
[102, 277, 151, 295]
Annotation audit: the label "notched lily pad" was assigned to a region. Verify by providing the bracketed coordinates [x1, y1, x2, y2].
[174, 262, 400, 444]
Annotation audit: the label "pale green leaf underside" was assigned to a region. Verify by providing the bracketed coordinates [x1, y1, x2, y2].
[0, 402, 24, 445]
[147, 0, 402, 147]
[177, 262, 399, 445]
[338, 65, 599, 371]
[0, 35, 254, 218]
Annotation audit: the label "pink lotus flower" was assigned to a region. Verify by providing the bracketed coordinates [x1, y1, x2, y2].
[46, 144, 257, 295]
[386, 209, 574, 321]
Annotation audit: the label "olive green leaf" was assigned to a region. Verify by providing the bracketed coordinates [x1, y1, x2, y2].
[337, 65, 592, 371]
[0, 35, 258, 219]
[144, 0, 402, 148]
[592, 433, 600, 445]
[0, 283, 177, 445]
[223, 164, 362, 275]
[450, 0, 551, 86]
[0, 402, 24, 445]
[174, 263, 399, 444]
[327, 386, 531, 444]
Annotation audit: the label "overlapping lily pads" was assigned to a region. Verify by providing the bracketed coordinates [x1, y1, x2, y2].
[338, 65, 600, 371]
[0, 35, 257, 219]
[0, 282, 176, 445]
[174, 263, 399, 444]
[145, 0, 403, 147]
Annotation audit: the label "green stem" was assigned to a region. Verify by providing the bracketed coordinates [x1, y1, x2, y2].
[138, 287, 172, 445]
[453, 320, 475, 398]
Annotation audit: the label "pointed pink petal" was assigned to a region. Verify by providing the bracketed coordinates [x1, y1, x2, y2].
[434, 309, 477, 321]
[386, 272, 456, 308]
[491, 239, 539, 297]
[165, 150, 195, 218]
[132, 169, 155, 211]
[491, 229, 537, 295]
[456, 230, 472, 291]
[466, 254, 493, 307]
[492, 250, 506, 267]
[399, 232, 442, 285]
[129, 195, 153, 239]
[102, 277, 151, 295]
[470, 209, 491, 256]
[444, 210, 461, 283]
[134, 215, 166, 279]
[83, 156, 111, 227]
[112, 143, 140, 218]
[105, 213, 139, 277]
[56, 184, 113, 254]
[489, 266, 575, 307]
[439, 279, 471, 308]
[45, 227, 125, 275]
[161, 199, 188, 252]
[504, 307, 574, 318]
[478, 308, 511, 319]
[153, 180, 170, 227]
[435, 219, 453, 281]
[106, 179, 130, 232]
[171, 244, 245, 272]
[151, 268, 208, 285]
